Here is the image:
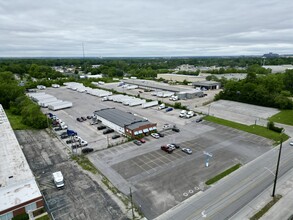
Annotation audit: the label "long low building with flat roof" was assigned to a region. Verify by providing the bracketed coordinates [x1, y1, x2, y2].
[0, 105, 44, 220]
[94, 108, 157, 137]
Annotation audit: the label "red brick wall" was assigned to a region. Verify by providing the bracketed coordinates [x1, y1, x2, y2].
[13, 207, 25, 217]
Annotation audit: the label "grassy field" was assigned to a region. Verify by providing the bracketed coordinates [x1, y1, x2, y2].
[269, 110, 293, 126]
[204, 116, 289, 142]
[205, 164, 241, 185]
[5, 110, 32, 130]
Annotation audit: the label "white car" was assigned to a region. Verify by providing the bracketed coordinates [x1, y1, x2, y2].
[290, 142, 293, 146]
[182, 148, 192, 154]
[151, 133, 160, 139]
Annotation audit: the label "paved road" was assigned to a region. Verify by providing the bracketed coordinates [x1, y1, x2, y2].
[156, 140, 293, 220]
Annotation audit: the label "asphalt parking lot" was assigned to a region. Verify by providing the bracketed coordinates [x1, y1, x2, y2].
[15, 130, 128, 220]
[90, 120, 274, 219]
[40, 86, 274, 219]
[42, 87, 199, 151]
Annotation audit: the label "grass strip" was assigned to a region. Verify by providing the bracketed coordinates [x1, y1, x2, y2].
[250, 194, 282, 220]
[204, 116, 289, 142]
[71, 155, 98, 174]
[205, 163, 241, 185]
[269, 110, 293, 126]
[5, 109, 32, 130]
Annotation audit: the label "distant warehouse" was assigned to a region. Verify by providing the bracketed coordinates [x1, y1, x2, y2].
[0, 105, 44, 219]
[94, 108, 157, 137]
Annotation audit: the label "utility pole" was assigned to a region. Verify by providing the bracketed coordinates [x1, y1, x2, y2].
[272, 139, 283, 197]
[130, 187, 135, 219]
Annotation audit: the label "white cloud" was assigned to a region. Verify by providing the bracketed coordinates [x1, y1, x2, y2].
[0, 0, 293, 57]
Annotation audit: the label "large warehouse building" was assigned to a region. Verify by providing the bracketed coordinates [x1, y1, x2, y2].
[94, 108, 157, 137]
[0, 105, 44, 220]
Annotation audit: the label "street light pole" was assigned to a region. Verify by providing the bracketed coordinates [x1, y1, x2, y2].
[272, 139, 283, 197]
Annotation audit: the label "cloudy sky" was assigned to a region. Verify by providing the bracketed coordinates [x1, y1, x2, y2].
[0, 0, 293, 57]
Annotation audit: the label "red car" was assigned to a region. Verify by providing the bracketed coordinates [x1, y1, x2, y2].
[161, 145, 174, 154]
[139, 138, 146, 143]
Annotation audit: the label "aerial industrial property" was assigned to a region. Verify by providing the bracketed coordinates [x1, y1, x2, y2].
[2, 61, 293, 220]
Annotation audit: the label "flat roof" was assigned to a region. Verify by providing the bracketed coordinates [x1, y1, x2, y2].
[0, 105, 42, 212]
[192, 81, 221, 86]
[94, 108, 153, 129]
[122, 79, 183, 92]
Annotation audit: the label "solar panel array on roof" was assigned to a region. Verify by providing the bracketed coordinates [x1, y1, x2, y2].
[94, 108, 149, 128]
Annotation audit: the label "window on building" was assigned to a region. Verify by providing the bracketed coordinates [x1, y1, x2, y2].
[25, 202, 37, 212]
[0, 212, 13, 220]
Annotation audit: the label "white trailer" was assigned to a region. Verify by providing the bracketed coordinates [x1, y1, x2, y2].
[156, 91, 174, 97]
[42, 100, 63, 108]
[53, 171, 64, 189]
[129, 100, 146, 107]
[37, 97, 57, 105]
[126, 85, 138, 90]
[142, 100, 159, 108]
[48, 101, 73, 111]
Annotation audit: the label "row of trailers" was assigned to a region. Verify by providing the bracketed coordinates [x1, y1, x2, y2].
[65, 82, 159, 108]
[27, 92, 73, 111]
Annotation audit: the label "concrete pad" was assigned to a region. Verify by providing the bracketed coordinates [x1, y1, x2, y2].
[195, 100, 280, 125]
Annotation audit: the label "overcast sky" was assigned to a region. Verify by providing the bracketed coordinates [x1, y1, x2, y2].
[1, 0, 293, 57]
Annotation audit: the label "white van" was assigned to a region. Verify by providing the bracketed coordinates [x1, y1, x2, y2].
[53, 171, 64, 189]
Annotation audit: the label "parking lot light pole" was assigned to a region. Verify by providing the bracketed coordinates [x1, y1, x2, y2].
[130, 187, 135, 219]
[272, 139, 283, 197]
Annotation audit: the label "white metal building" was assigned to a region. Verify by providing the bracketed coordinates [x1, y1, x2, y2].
[0, 105, 43, 220]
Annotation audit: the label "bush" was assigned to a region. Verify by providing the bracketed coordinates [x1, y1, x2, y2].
[12, 213, 29, 220]
[267, 121, 284, 133]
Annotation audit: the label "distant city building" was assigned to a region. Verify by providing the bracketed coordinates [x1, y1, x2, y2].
[0, 105, 44, 219]
[263, 52, 279, 58]
[175, 64, 196, 72]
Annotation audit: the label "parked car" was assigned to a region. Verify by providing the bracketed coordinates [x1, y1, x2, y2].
[66, 139, 73, 144]
[170, 143, 180, 149]
[196, 118, 202, 123]
[87, 115, 93, 119]
[167, 144, 176, 151]
[134, 140, 142, 146]
[290, 142, 293, 146]
[161, 145, 174, 153]
[76, 117, 83, 122]
[151, 133, 160, 139]
[61, 133, 69, 139]
[139, 138, 146, 143]
[182, 148, 192, 154]
[54, 127, 62, 131]
[157, 132, 165, 137]
[103, 128, 114, 134]
[112, 134, 121, 139]
[82, 148, 94, 154]
[81, 116, 87, 121]
[172, 127, 180, 132]
[165, 107, 173, 112]
[97, 125, 107, 130]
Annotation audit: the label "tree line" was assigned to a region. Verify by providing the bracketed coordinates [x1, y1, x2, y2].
[216, 70, 293, 109]
[0, 71, 48, 129]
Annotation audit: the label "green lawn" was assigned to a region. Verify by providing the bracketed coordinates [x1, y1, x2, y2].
[205, 163, 241, 185]
[269, 110, 293, 126]
[5, 110, 32, 130]
[204, 116, 289, 142]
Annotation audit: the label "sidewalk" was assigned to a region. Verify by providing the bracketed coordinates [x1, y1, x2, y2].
[231, 150, 293, 220]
